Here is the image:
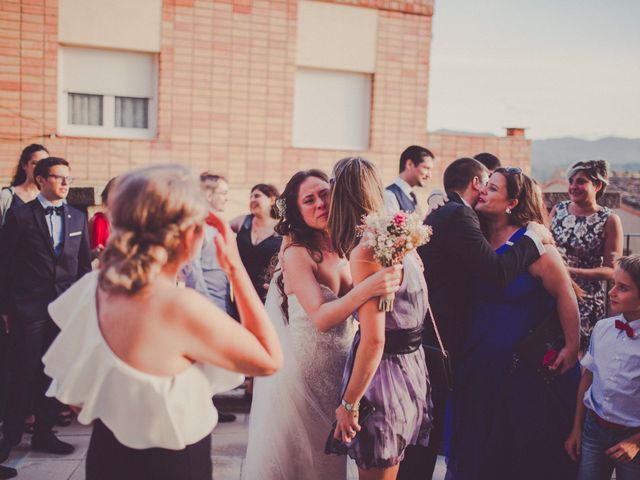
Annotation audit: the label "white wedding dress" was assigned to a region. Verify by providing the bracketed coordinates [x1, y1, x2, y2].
[243, 277, 358, 480]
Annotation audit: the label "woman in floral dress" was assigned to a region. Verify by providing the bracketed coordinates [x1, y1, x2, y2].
[550, 160, 623, 350]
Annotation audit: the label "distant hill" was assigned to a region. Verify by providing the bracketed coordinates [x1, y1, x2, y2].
[532, 137, 640, 182]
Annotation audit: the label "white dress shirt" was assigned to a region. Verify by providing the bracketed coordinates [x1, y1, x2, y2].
[37, 193, 65, 255]
[384, 177, 414, 214]
[581, 313, 640, 427]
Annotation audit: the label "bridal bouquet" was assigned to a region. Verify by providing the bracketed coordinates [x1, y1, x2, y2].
[358, 211, 433, 311]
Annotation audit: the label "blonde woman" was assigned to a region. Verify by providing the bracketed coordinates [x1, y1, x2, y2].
[327, 157, 432, 480]
[41, 165, 283, 480]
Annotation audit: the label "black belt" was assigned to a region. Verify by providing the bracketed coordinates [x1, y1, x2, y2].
[384, 325, 424, 355]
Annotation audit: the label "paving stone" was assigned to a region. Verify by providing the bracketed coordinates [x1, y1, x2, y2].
[3, 417, 455, 480]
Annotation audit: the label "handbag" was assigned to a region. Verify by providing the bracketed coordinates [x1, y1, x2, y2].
[423, 302, 454, 392]
[324, 396, 375, 455]
[513, 313, 565, 384]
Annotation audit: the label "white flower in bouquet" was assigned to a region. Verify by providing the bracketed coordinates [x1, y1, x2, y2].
[357, 211, 433, 311]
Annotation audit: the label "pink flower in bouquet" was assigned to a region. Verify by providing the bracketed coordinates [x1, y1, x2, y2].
[542, 349, 557, 367]
[357, 211, 433, 311]
[392, 212, 407, 227]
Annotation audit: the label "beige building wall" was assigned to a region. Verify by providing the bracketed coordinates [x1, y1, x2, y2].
[0, 0, 531, 195]
[58, 0, 162, 52]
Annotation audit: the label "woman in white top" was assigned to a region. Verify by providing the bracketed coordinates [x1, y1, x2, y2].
[42, 165, 283, 480]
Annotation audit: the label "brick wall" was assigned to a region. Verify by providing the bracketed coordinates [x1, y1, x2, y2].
[0, 0, 530, 191]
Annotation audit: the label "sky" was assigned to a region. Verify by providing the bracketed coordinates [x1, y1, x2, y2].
[427, 0, 640, 140]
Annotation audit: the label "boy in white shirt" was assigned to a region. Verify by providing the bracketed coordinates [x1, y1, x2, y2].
[565, 255, 640, 479]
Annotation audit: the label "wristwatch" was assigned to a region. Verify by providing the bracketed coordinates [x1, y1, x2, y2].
[341, 398, 359, 413]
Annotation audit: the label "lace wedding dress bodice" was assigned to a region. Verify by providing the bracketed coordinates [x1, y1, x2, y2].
[243, 281, 357, 480]
[287, 285, 357, 411]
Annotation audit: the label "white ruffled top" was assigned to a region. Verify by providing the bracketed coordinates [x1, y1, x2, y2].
[43, 271, 244, 450]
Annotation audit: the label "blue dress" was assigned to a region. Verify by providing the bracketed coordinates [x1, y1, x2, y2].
[446, 228, 580, 480]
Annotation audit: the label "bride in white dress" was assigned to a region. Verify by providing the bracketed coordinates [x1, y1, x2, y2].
[243, 170, 402, 480]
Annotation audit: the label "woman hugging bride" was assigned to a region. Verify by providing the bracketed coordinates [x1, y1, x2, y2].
[243, 169, 402, 480]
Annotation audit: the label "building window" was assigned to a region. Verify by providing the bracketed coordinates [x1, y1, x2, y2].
[292, 68, 372, 150]
[58, 47, 157, 139]
[115, 97, 149, 129]
[68, 93, 103, 126]
[293, 1, 377, 150]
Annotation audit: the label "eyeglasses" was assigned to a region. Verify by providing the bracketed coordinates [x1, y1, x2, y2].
[47, 174, 74, 184]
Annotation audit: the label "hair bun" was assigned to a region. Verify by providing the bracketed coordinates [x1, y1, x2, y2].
[593, 159, 609, 175]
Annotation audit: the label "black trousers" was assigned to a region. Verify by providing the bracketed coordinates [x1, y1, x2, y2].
[1, 314, 60, 443]
[398, 346, 452, 480]
[87, 420, 212, 480]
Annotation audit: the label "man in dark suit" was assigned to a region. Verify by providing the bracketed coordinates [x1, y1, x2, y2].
[0, 157, 91, 464]
[398, 157, 548, 479]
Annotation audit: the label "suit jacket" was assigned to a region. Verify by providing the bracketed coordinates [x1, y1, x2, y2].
[0, 199, 91, 322]
[417, 191, 540, 362]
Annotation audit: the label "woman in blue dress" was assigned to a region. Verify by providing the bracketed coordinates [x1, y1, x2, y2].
[446, 168, 581, 480]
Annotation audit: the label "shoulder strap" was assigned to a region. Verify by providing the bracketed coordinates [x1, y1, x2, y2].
[425, 298, 448, 358]
[242, 214, 253, 230]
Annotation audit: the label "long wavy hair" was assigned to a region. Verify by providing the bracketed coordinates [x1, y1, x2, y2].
[489, 168, 583, 298]
[273, 169, 329, 322]
[328, 157, 384, 258]
[11, 144, 49, 187]
[99, 165, 207, 295]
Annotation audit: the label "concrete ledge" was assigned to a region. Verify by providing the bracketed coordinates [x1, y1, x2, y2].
[543, 192, 620, 209]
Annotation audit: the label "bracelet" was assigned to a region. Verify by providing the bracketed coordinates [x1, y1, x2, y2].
[341, 398, 359, 414]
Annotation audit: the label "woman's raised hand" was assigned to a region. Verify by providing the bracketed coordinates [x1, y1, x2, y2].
[206, 212, 242, 277]
[362, 264, 403, 298]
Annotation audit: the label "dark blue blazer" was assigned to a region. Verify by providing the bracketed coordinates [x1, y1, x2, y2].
[0, 199, 91, 322]
[417, 192, 540, 360]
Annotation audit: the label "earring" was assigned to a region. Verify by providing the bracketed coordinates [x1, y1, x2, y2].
[505, 208, 511, 214]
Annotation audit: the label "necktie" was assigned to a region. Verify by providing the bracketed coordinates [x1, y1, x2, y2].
[44, 206, 64, 216]
[615, 319, 635, 338]
[409, 192, 418, 207]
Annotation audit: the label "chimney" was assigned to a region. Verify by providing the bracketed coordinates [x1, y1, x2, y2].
[505, 127, 526, 138]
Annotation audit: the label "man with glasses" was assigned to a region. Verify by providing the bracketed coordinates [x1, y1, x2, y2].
[398, 158, 548, 480]
[0, 157, 91, 468]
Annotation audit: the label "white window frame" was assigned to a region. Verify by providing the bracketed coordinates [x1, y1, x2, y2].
[57, 48, 158, 140]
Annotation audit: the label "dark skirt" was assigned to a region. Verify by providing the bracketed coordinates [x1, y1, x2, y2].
[86, 420, 212, 480]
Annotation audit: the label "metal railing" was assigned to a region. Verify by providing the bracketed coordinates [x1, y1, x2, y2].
[624, 234, 640, 256]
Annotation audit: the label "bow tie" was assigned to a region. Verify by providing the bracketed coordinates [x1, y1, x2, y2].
[44, 206, 64, 216]
[615, 319, 635, 339]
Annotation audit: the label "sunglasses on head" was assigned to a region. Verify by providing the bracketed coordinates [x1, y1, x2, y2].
[497, 167, 522, 175]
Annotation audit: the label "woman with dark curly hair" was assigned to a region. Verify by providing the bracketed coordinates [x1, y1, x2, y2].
[550, 160, 623, 350]
[244, 169, 401, 480]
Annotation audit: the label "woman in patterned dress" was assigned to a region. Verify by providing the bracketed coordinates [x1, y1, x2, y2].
[550, 160, 623, 350]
